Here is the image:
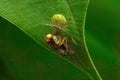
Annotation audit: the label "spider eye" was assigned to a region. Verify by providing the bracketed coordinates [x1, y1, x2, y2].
[52, 14, 67, 27]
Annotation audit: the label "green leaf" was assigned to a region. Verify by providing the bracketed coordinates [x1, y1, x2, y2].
[0, 0, 102, 80]
[0, 17, 89, 80]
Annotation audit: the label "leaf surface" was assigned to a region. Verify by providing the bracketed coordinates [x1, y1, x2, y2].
[0, 0, 102, 79]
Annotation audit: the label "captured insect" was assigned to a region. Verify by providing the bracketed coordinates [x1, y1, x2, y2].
[45, 14, 74, 55]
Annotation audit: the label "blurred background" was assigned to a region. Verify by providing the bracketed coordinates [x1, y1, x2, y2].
[0, 0, 120, 80]
[86, 0, 120, 79]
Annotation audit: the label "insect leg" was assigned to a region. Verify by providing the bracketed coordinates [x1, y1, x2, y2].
[65, 38, 69, 53]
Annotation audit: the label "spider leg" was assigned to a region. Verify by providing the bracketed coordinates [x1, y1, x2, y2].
[65, 38, 69, 53]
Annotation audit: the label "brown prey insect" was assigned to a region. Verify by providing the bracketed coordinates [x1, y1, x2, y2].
[45, 14, 74, 55]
